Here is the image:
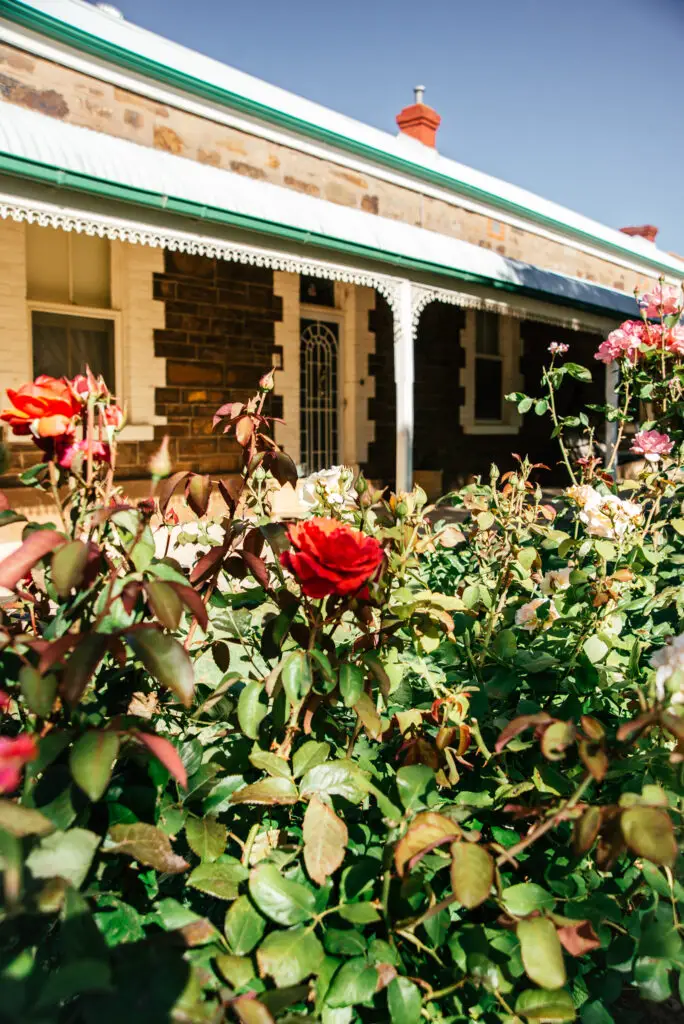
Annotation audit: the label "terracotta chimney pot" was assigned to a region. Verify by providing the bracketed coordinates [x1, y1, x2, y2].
[620, 224, 659, 243]
[396, 86, 441, 148]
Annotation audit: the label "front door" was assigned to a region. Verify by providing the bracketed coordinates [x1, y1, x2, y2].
[300, 318, 340, 473]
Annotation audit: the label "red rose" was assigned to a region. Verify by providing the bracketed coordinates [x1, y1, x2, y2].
[280, 517, 383, 598]
[0, 733, 38, 794]
[1, 375, 82, 438]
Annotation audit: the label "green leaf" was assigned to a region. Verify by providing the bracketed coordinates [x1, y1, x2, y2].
[515, 988, 575, 1021]
[51, 540, 90, 598]
[187, 857, 248, 900]
[125, 626, 195, 707]
[215, 954, 256, 989]
[564, 362, 592, 382]
[621, 807, 676, 866]
[583, 635, 608, 664]
[517, 918, 567, 989]
[249, 862, 316, 925]
[300, 761, 368, 803]
[477, 511, 495, 531]
[325, 958, 378, 1008]
[502, 883, 554, 916]
[634, 957, 671, 1002]
[339, 663, 364, 708]
[282, 650, 313, 705]
[450, 842, 494, 909]
[185, 815, 227, 861]
[237, 681, 268, 739]
[249, 750, 292, 778]
[61, 633, 109, 706]
[337, 902, 381, 924]
[26, 828, 100, 888]
[387, 977, 422, 1024]
[293, 740, 330, 779]
[230, 777, 298, 805]
[33, 958, 111, 1009]
[324, 929, 367, 956]
[104, 822, 189, 873]
[0, 800, 53, 837]
[19, 664, 57, 717]
[257, 926, 325, 986]
[146, 581, 184, 631]
[396, 765, 432, 812]
[224, 894, 266, 955]
[69, 731, 120, 802]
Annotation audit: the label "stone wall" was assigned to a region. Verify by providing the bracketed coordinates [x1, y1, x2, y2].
[0, 42, 661, 296]
[121, 251, 282, 477]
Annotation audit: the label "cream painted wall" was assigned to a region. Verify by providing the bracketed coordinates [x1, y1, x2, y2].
[0, 223, 166, 441]
[0, 219, 31, 409]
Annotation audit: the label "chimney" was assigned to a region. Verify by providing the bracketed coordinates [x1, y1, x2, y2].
[396, 86, 441, 148]
[620, 224, 659, 243]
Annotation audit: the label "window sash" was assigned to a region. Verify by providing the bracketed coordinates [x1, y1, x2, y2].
[32, 310, 115, 385]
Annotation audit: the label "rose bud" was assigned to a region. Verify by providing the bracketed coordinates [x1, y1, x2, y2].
[149, 435, 172, 480]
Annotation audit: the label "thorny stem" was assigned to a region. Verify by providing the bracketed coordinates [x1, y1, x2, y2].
[544, 364, 577, 485]
[495, 772, 593, 866]
[606, 375, 632, 473]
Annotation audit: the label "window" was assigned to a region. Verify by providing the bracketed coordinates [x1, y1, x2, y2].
[300, 319, 339, 473]
[32, 311, 115, 382]
[474, 311, 503, 422]
[26, 224, 116, 385]
[299, 275, 335, 308]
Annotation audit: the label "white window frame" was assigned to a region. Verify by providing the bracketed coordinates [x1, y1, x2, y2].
[460, 310, 522, 435]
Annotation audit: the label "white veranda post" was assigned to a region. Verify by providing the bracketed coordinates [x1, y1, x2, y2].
[394, 279, 415, 494]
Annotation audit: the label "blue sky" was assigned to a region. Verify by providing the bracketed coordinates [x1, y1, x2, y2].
[113, 0, 684, 252]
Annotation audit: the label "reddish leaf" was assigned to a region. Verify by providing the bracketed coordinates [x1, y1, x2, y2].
[556, 919, 601, 956]
[243, 529, 265, 557]
[235, 416, 255, 447]
[37, 634, 78, 674]
[186, 474, 211, 518]
[121, 581, 143, 615]
[189, 543, 227, 585]
[616, 710, 658, 743]
[156, 471, 190, 516]
[167, 583, 208, 632]
[212, 402, 244, 429]
[241, 551, 270, 589]
[145, 581, 183, 631]
[262, 450, 298, 488]
[495, 713, 554, 752]
[61, 633, 109, 706]
[137, 732, 188, 789]
[0, 492, 9, 512]
[0, 530, 65, 590]
[218, 477, 244, 515]
[578, 739, 608, 781]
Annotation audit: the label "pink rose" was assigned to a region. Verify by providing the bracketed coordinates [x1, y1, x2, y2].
[595, 320, 644, 364]
[630, 430, 674, 462]
[639, 284, 681, 319]
[548, 341, 569, 355]
[668, 325, 684, 356]
[0, 734, 38, 794]
[57, 438, 112, 470]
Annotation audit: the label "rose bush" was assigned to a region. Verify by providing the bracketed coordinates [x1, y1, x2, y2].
[0, 282, 681, 1024]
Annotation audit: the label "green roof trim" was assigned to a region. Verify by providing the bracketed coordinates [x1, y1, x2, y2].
[0, 149, 633, 320]
[0, 0, 681, 279]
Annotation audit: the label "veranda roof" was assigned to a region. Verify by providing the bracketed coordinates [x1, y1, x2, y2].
[0, 103, 640, 322]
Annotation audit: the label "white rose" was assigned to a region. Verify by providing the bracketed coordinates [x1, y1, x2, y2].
[296, 465, 357, 512]
[651, 633, 684, 702]
[515, 597, 560, 631]
[541, 567, 572, 595]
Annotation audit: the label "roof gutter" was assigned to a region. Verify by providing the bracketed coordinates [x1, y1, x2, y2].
[1, 0, 682, 281]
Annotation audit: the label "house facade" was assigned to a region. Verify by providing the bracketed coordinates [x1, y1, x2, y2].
[0, 0, 683, 505]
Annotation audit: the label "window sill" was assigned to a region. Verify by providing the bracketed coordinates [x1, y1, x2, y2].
[462, 423, 520, 436]
[7, 425, 156, 444]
